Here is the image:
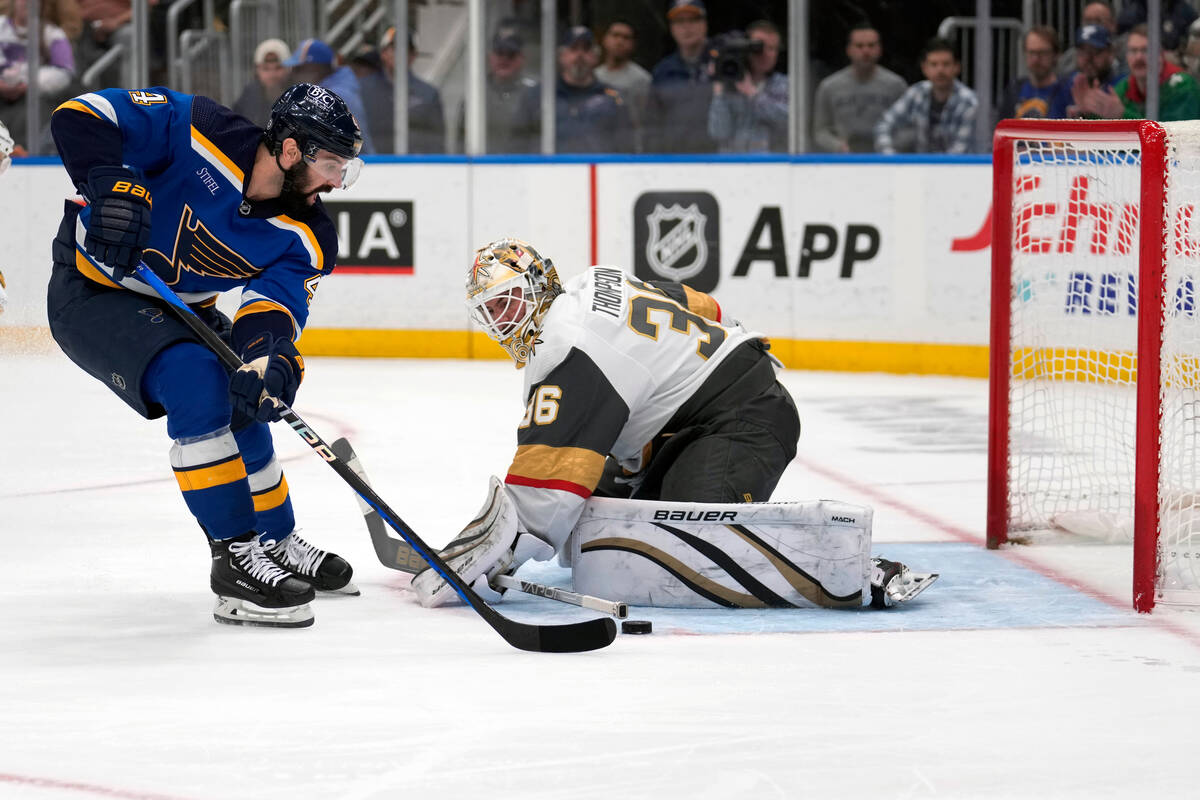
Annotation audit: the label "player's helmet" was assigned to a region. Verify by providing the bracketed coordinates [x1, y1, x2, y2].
[263, 83, 363, 162]
[0, 119, 13, 176]
[467, 238, 563, 366]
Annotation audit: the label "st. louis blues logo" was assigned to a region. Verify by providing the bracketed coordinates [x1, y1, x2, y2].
[143, 205, 259, 282]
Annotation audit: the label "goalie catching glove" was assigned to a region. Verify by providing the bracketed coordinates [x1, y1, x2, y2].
[411, 477, 553, 607]
[228, 331, 304, 422]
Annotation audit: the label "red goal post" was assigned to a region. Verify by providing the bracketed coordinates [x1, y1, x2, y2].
[988, 119, 1200, 613]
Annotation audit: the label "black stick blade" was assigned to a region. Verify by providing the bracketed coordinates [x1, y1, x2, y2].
[488, 610, 618, 653]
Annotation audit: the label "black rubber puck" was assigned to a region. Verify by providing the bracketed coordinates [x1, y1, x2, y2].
[621, 619, 652, 634]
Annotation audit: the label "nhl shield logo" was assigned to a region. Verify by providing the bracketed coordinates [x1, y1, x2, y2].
[645, 204, 707, 281]
[634, 191, 720, 292]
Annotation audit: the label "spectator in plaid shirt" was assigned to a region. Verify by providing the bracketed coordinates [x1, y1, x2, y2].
[874, 37, 979, 154]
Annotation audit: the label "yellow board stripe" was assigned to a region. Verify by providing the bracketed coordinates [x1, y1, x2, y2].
[251, 475, 290, 512]
[509, 444, 606, 487]
[173, 456, 247, 492]
[2, 326, 999, 378]
[296, 331, 992, 377]
[75, 249, 121, 288]
[54, 100, 103, 120]
[190, 126, 245, 183]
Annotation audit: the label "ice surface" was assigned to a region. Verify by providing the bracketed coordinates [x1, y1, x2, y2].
[2, 353, 1199, 799]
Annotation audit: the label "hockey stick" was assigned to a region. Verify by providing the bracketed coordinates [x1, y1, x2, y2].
[329, 437, 629, 619]
[134, 263, 616, 653]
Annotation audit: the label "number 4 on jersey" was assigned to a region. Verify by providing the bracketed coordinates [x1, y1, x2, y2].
[129, 90, 167, 106]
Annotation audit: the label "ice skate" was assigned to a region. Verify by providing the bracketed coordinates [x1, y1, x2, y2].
[210, 532, 315, 628]
[870, 557, 938, 609]
[266, 531, 359, 595]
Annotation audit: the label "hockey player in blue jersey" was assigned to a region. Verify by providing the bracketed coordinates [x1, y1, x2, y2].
[47, 83, 364, 628]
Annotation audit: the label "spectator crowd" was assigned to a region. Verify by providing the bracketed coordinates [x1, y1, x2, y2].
[5, 0, 1200, 156]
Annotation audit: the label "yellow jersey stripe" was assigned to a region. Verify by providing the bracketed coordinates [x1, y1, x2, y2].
[233, 299, 298, 340]
[75, 249, 121, 288]
[173, 457, 248, 492]
[508, 445, 606, 489]
[190, 125, 245, 186]
[269, 215, 323, 272]
[251, 475, 290, 512]
[54, 100, 103, 121]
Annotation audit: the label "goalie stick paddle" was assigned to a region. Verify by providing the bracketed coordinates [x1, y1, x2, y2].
[329, 437, 629, 620]
[134, 263, 617, 653]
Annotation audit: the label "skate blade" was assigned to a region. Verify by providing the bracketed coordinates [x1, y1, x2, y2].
[319, 581, 361, 597]
[213, 596, 315, 628]
[890, 572, 939, 605]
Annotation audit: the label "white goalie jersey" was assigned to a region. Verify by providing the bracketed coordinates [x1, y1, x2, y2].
[502, 265, 767, 553]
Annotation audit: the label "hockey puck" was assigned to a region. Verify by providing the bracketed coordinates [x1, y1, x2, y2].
[621, 619, 652, 635]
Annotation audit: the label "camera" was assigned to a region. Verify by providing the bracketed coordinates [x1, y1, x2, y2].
[710, 32, 764, 84]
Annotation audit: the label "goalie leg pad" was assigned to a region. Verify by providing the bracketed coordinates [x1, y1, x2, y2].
[572, 498, 873, 608]
[411, 477, 552, 607]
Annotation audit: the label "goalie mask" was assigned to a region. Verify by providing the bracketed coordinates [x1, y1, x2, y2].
[467, 238, 563, 366]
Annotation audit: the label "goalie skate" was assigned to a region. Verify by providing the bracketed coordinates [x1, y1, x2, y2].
[870, 557, 938, 609]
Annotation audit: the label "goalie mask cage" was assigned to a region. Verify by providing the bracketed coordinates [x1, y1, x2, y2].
[989, 119, 1200, 613]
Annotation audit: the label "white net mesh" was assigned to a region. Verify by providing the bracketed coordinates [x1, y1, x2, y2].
[1158, 123, 1200, 605]
[1004, 125, 1200, 607]
[1007, 139, 1140, 538]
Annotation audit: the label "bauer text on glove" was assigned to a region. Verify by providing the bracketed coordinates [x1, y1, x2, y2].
[83, 166, 152, 282]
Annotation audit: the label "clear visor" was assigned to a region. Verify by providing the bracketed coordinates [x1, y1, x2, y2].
[305, 151, 363, 189]
[469, 278, 533, 341]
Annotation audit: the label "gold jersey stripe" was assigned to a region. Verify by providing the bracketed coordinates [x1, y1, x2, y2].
[682, 285, 721, 322]
[173, 456, 247, 492]
[508, 444, 606, 489]
[251, 475, 290, 512]
[54, 99, 103, 120]
[75, 249, 121, 288]
[190, 125, 245, 183]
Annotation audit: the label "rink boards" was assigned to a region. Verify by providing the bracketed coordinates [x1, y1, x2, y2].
[0, 156, 996, 375]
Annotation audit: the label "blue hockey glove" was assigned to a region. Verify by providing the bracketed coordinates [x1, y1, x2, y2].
[83, 166, 153, 281]
[229, 332, 304, 423]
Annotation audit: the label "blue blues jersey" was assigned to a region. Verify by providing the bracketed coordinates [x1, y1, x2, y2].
[50, 87, 338, 349]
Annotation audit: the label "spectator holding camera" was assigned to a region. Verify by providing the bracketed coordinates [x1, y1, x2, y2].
[707, 20, 788, 153]
[874, 37, 978, 154]
[647, 0, 713, 153]
[812, 23, 907, 153]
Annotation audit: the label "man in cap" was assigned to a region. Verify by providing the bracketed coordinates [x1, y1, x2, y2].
[527, 26, 633, 153]
[457, 19, 539, 153]
[647, 0, 715, 153]
[1051, 24, 1125, 118]
[233, 38, 291, 125]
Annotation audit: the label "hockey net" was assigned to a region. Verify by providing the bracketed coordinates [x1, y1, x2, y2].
[989, 119, 1200, 612]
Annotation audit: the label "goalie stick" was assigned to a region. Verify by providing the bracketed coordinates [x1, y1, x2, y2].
[328, 437, 629, 619]
[134, 262, 617, 653]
